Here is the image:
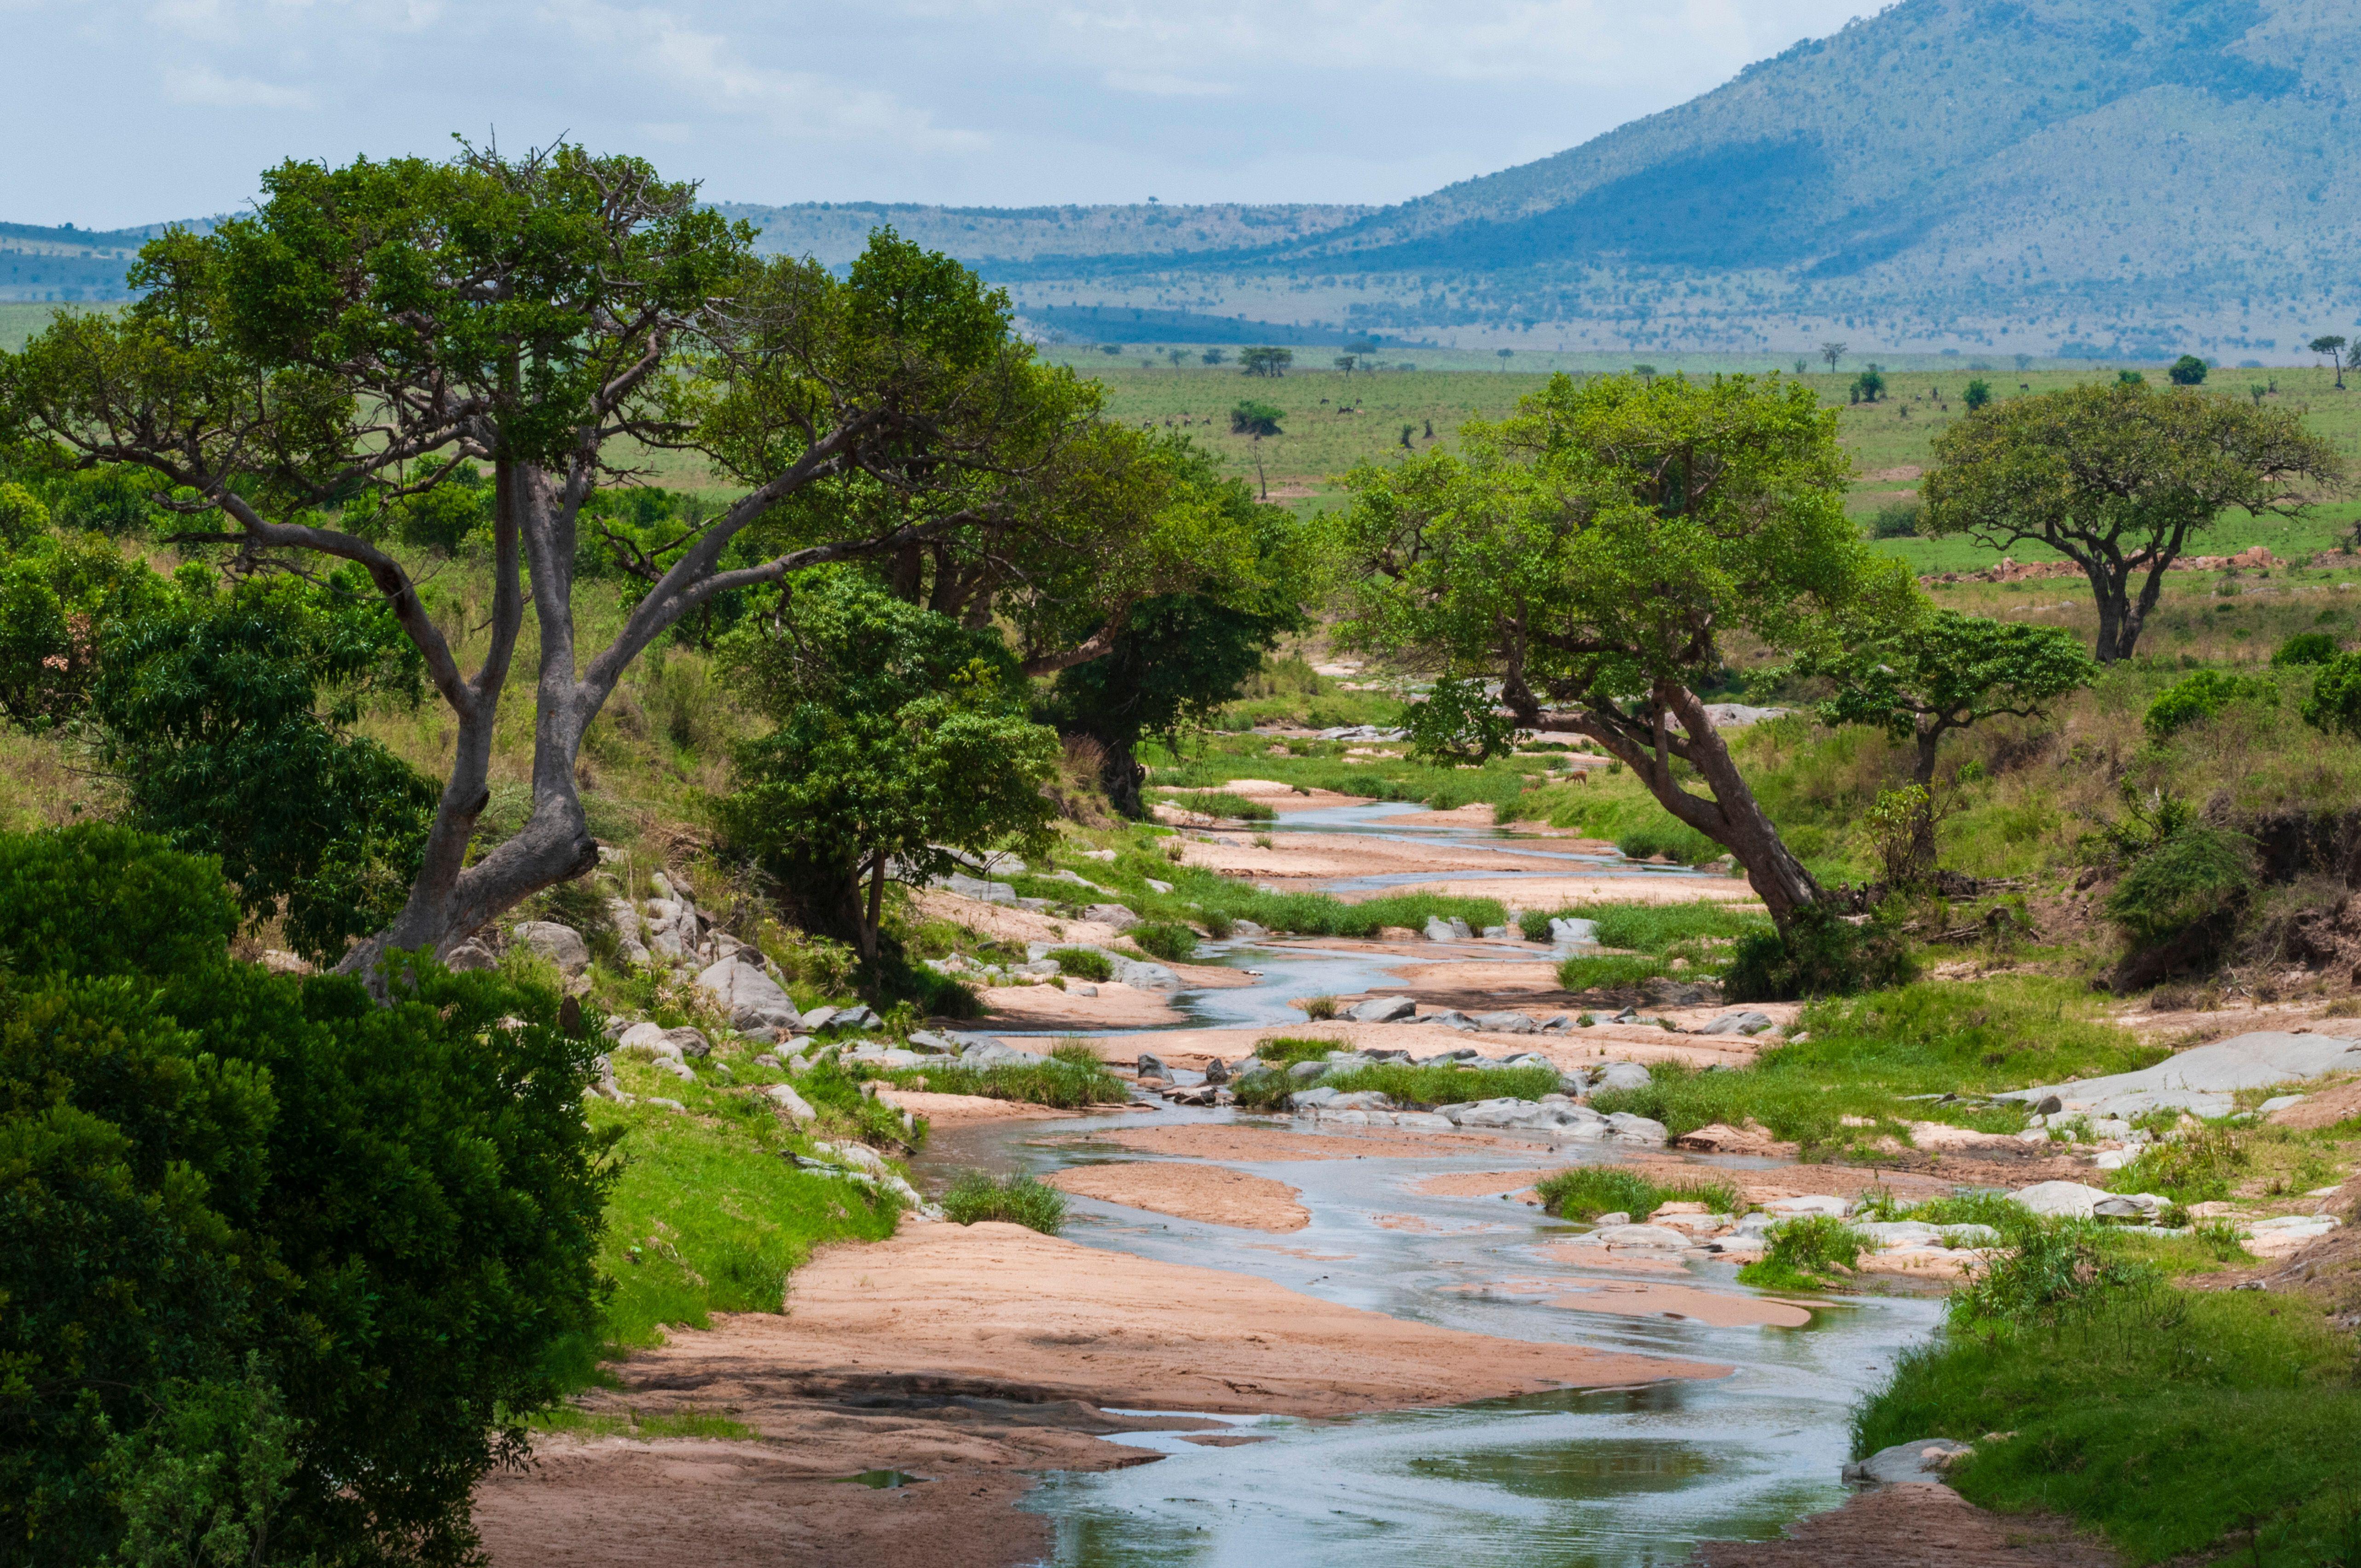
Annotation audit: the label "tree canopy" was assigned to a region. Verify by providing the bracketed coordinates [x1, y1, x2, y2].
[1337, 370, 1915, 926]
[1798, 608, 2096, 785]
[0, 144, 1266, 979]
[1923, 382, 2340, 662]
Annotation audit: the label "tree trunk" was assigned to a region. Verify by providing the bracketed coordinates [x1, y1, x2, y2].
[1913, 721, 1943, 788]
[1563, 682, 1821, 932]
[1099, 739, 1147, 818]
[859, 852, 886, 965]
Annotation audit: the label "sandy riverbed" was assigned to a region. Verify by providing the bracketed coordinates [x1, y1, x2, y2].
[1046, 1160, 1310, 1231]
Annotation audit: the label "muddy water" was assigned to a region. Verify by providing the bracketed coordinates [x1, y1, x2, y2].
[917, 812, 1935, 1566]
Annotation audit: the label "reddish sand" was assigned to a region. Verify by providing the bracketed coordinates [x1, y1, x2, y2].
[1413, 1170, 1550, 1198]
[1688, 1483, 2118, 1566]
[1544, 1281, 1813, 1328]
[1046, 1161, 1310, 1232]
[870, 1089, 1071, 1127]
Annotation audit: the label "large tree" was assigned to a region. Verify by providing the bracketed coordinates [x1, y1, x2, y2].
[1798, 609, 2096, 786]
[1, 145, 1239, 979]
[1338, 371, 1916, 931]
[1922, 382, 2339, 662]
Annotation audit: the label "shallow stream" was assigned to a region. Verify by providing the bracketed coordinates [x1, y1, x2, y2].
[912, 809, 1936, 1566]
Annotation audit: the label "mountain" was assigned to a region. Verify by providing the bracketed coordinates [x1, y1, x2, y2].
[20, 1, 2361, 356]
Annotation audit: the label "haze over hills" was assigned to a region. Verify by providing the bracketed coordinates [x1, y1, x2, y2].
[16, 0, 2361, 359]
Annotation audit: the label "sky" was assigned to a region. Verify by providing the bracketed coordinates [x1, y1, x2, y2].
[6, 0, 1875, 229]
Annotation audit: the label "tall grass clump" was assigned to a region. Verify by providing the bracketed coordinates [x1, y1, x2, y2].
[1737, 1215, 1869, 1291]
[1536, 1166, 1744, 1221]
[1556, 954, 1668, 990]
[863, 1044, 1129, 1110]
[1517, 901, 1772, 955]
[1046, 946, 1112, 981]
[1154, 788, 1278, 821]
[938, 1171, 1067, 1234]
[1128, 921, 1199, 962]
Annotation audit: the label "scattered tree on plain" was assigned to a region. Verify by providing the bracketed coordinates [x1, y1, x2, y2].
[2310, 334, 2350, 389]
[2168, 354, 2209, 386]
[1239, 345, 1292, 377]
[1821, 341, 1847, 372]
[1922, 381, 2340, 662]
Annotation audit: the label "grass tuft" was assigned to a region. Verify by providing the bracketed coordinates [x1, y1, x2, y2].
[939, 1170, 1067, 1234]
[1535, 1166, 1744, 1221]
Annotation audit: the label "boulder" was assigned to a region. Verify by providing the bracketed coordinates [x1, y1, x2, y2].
[445, 940, 499, 973]
[1537, 1013, 1576, 1034]
[1854, 1221, 1947, 1250]
[833, 1004, 882, 1031]
[1547, 917, 1599, 946]
[799, 1005, 839, 1033]
[907, 1030, 958, 1055]
[514, 920, 590, 976]
[959, 1041, 1047, 1069]
[2093, 1193, 2170, 1221]
[695, 955, 802, 1033]
[1472, 1011, 1539, 1035]
[1696, 1010, 1776, 1037]
[1765, 1194, 1850, 1219]
[1232, 919, 1268, 938]
[1109, 956, 1183, 992]
[1842, 1439, 1973, 1487]
[1348, 995, 1418, 1024]
[1422, 1010, 1478, 1032]
[1603, 1112, 1669, 1145]
[1592, 1061, 1655, 1093]
[762, 1082, 817, 1123]
[1422, 917, 1458, 942]
[1419, 1046, 1485, 1065]
[614, 1020, 669, 1054]
[1317, 1090, 1395, 1111]
[2008, 1180, 2113, 1219]
[1083, 903, 1142, 931]
[1590, 1223, 1692, 1250]
[1287, 1059, 1328, 1082]
[660, 1026, 712, 1060]
[1997, 1030, 2361, 1121]
[1137, 1052, 1169, 1080]
[1204, 1056, 1231, 1085]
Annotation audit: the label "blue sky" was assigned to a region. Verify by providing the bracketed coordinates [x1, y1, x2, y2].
[6, 0, 1873, 227]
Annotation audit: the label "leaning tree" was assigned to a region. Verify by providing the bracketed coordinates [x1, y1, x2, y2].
[1, 145, 1250, 979]
[1337, 371, 1917, 932]
[1922, 381, 2339, 662]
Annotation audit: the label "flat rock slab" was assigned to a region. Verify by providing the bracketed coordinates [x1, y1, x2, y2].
[1046, 1162, 1310, 1232]
[1544, 1281, 1813, 1328]
[2003, 1030, 2361, 1119]
[1689, 1482, 2118, 1567]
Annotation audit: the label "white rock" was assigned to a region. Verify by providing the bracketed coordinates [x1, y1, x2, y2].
[1766, 1194, 1850, 1218]
[1083, 903, 1141, 930]
[762, 1082, 816, 1122]
[1348, 995, 1418, 1024]
[2009, 1180, 2114, 1219]
[513, 920, 590, 976]
[615, 1021, 671, 1055]
[1603, 1112, 1669, 1145]
[695, 955, 803, 1032]
[1591, 1223, 1692, 1250]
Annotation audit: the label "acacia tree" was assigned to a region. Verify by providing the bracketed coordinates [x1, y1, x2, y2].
[1796, 608, 2095, 786]
[1, 145, 1230, 979]
[1338, 372, 1916, 931]
[1922, 382, 2339, 662]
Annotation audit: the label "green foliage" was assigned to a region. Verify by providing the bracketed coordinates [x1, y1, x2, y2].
[1858, 1274, 2361, 1565]
[0, 827, 610, 1565]
[862, 1055, 1129, 1110]
[1161, 875, 1503, 940]
[0, 481, 48, 550]
[1962, 378, 1993, 411]
[2144, 668, 2274, 738]
[1401, 674, 1518, 764]
[94, 570, 437, 962]
[1128, 921, 1199, 962]
[1535, 1166, 1741, 1221]
[1155, 788, 1276, 820]
[1229, 399, 1284, 434]
[1045, 946, 1112, 982]
[2104, 1123, 2248, 1203]
[716, 567, 1060, 959]
[1948, 1218, 2157, 1327]
[1724, 901, 1917, 1001]
[53, 466, 161, 536]
[1252, 1036, 1337, 1066]
[1866, 501, 1921, 538]
[1850, 368, 1886, 403]
[939, 1170, 1067, 1234]
[0, 529, 177, 728]
[1518, 900, 1772, 959]
[1738, 1214, 1869, 1290]
[2302, 650, 2361, 740]
[1230, 1058, 1560, 1111]
[1555, 954, 1668, 990]
[1863, 783, 1937, 886]
[101, 1357, 304, 1568]
[1237, 347, 1291, 378]
[2105, 826, 2257, 948]
[2167, 354, 2209, 386]
[2272, 630, 2341, 667]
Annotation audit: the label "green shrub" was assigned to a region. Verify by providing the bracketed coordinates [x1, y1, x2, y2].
[1253, 1036, 1337, 1066]
[1129, 921, 1199, 962]
[939, 1171, 1066, 1234]
[1318, 1062, 1561, 1107]
[2105, 826, 2256, 948]
[867, 1052, 1129, 1109]
[1535, 1166, 1742, 1221]
[1866, 502, 1921, 538]
[1556, 954, 1667, 990]
[1737, 1215, 1868, 1290]
[2104, 1122, 2247, 1203]
[2143, 668, 2273, 739]
[2302, 650, 2361, 740]
[2272, 631, 2341, 668]
[1615, 820, 1724, 863]
[1724, 903, 1917, 1001]
[1046, 946, 1112, 982]
[1518, 901, 1771, 956]
[1948, 1218, 2156, 1327]
[0, 827, 610, 1565]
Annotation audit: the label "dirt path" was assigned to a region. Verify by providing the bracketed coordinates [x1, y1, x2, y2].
[477, 1221, 1724, 1568]
[1688, 1483, 2117, 1566]
[1046, 1160, 1311, 1231]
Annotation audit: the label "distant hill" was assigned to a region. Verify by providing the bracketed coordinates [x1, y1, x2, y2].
[0, 219, 221, 303]
[22, 1, 2361, 356]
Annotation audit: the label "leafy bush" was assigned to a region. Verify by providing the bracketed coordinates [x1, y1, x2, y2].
[2302, 650, 2361, 740]
[1518, 901, 1771, 955]
[2167, 353, 2209, 386]
[2105, 826, 2257, 948]
[1401, 674, 1518, 764]
[0, 826, 610, 1564]
[1046, 946, 1112, 982]
[2104, 1123, 2247, 1203]
[1615, 820, 1724, 863]
[1866, 502, 1921, 538]
[1737, 1215, 1868, 1290]
[939, 1170, 1066, 1234]
[1556, 954, 1667, 990]
[1129, 921, 1199, 962]
[2273, 631, 2341, 668]
[2143, 668, 2273, 739]
[1948, 1218, 2155, 1327]
[1724, 903, 1917, 1001]
[1535, 1166, 1741, 1221]
[1253, 1036, 1337, 1066]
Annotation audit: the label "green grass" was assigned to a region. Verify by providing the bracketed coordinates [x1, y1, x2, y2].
[1147, 740, 1550, 813]
[1155, 788, 1278, 820]
[1737, 1215, 1870, 1291]
[1129, 920, 1200, 962]
[1520, 901, 1774, 956]
[1233, 1059, 1561, 1110]
[1555, 954, 1669, 990]
[1535, 1166, 1743, 1221]
[1253, 1036, 1340, 1066]
[1046, 946, 1112, 981]
[1585, 977, 2164, 1152]
[861, 1042, 1130, 1109]
[939, 1170, 1067, 1234]
[1858, 1278, 2361, 1565]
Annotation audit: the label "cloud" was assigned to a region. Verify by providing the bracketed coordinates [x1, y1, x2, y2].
[1103, 69, 1234, 98]
[161, 64, 317, 109]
